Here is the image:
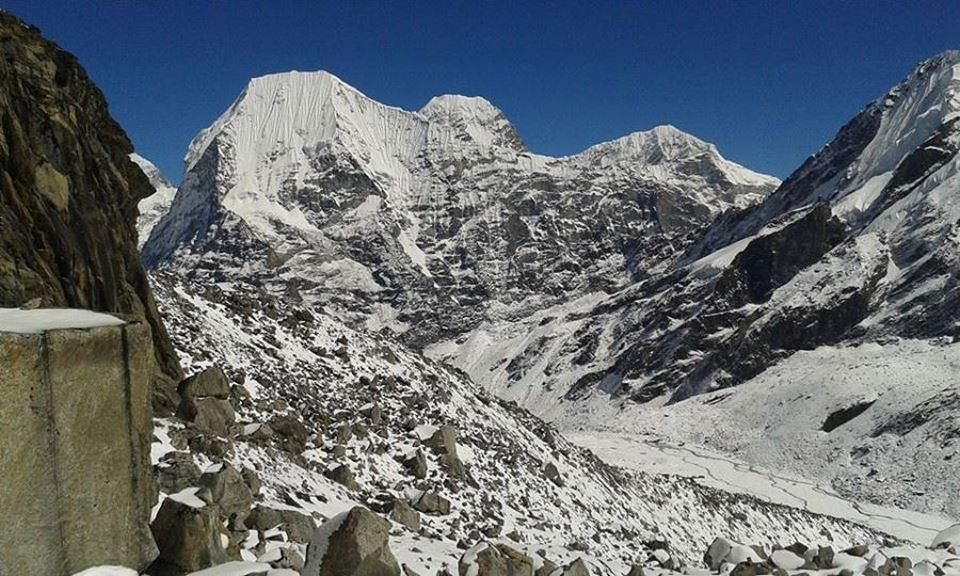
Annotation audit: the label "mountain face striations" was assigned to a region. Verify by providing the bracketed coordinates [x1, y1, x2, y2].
[142, 71, 778, 344]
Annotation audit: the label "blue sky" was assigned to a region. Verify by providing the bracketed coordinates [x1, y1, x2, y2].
[5, 1, 959, 181]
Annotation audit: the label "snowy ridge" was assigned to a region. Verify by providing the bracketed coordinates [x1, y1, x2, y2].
[131, 153, 178, 250]
[420, 94, 525, 153]
[698, 50, 960, 245]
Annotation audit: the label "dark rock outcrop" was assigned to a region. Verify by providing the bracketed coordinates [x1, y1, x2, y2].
[714, 204, 846, 305]
[0, 11, 180, 383]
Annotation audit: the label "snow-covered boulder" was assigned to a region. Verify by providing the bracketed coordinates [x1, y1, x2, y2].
[704, 537, 762, 571]
[770, 549, 805, 571]
[933, 524, 960, 551]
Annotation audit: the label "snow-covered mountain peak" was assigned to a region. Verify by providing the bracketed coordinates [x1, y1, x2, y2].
[145, 69, 780, 342]
[839, 50, 960, 197]
[905, 50, 960, 86]
[419, 93, 524, 152]
[183, 69, 423, 176]
[131, 153, 177, 250]
[420, 94, 502, 120]
[582, 124, 715, 162]
[130, 152, 173, 189]
[574, 124, 781, 193]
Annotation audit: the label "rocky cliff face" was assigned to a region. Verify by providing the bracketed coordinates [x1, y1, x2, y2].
[0, 12, 180, 381]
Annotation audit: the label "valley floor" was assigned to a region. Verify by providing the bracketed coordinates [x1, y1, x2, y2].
[565, 430, 954, 544]
[556, 338, 960, 548]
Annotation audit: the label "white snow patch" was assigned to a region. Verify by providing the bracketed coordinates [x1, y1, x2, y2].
[71, 568, 137, 576]
[0, 308, 124, 334]
[184, 562, 272, 576]
[168, 487, 207, 509]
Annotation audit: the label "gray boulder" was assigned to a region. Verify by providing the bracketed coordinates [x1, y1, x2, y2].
[730, 561, 771, 576]
[274, 547, 307, 572]
[247, 505, 317, 543]
[197, 462, 254, 519]
[564, 558, 590, 576]
[241, 466, 262, 496]
[844, 544, 871, 557]
[303, 506, 401, 576]
[543, 462, 563, 487]
[427, 424, 459, 456]
[177, 396, 236, 437]
[802, 546, 835, 570]
[327, 463, 360, 491]
[178, 367, 230, 399]
[427, 424, 466, 479]
[335, 424, 354, 444]
[535, 558, 560, 576]
[458, 542, 534, 576]
[390, 500, 422, 532]
[156, 451, 201, 494]
[878, 557, 913, 576]
[150, 497, 230, 573]
[413, 491, 451, 515]
[404, 449, 429, 479]
[270, 414, 309, 454]
[360, 403, 383, 426]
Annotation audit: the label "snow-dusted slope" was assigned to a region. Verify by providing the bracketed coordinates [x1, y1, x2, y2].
[149, 272, 889, 575]
[141, 70, 778, 343]
[566, 339, 960, 521]
[131, 153, 178, 250]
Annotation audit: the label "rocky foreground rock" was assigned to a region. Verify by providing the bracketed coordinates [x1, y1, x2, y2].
[303, 507, 401, 576]
[0, 311, 157, 575]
